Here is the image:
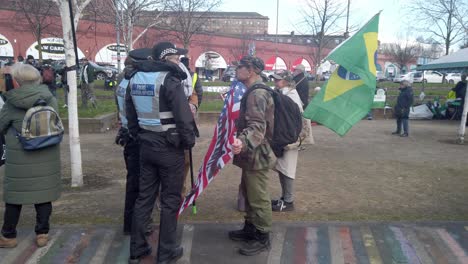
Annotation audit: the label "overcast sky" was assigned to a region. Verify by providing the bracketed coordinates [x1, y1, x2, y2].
[219, 0, 413, 43]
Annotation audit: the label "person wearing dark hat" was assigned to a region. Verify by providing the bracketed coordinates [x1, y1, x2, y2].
[293, 64, 309, 109]
[25, 55, 36, 67]
[126, 42, 195, 264]
[230, 55, 275, 256]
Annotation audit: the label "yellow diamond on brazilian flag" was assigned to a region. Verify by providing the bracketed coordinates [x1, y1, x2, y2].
[303, 13, 380, 136]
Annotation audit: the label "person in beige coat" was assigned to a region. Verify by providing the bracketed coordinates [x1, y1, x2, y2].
[269, 71, 303, 212]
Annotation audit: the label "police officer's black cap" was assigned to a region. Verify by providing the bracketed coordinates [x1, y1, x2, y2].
[152, 42, 188, 61]
[128, 48, 153, 61]
[238, 56, 265, 73]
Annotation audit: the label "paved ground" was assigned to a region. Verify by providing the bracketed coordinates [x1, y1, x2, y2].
[0, 222, 467, 263]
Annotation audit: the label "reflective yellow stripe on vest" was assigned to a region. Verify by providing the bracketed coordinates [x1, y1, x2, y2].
[192, 73, 198, 89]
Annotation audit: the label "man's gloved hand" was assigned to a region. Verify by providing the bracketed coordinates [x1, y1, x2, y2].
[115, 127, 130, 146]
[180, 129, 196, 149]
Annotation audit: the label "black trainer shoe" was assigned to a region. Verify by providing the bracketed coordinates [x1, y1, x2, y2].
[158, 247, 183, 264]
[272, 200, 294, 212]
[228, 221, 256, 242]
[391, 131, 401, 135]
[238, 230, 271, 256]
[271, 197, 283, 206]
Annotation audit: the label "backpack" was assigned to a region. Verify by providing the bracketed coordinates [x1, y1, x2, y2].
[241, 83, 303, 157]
[14, 99, 64, 150]
[42, 66, 55, 83]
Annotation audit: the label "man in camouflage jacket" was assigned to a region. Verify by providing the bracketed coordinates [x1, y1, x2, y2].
[230, 56, 275, 256]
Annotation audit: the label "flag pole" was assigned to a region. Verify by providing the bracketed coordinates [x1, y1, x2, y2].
[189, 148, 197, 214]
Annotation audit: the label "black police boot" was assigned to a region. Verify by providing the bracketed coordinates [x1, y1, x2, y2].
[238, 229, 271, 256]
[158, 247, 183, 264]
[128, 247, 151, 264]
[228, 221, 256, 242]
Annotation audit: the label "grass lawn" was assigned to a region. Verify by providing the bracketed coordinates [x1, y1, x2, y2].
[55, 89, 117, 119]
[54, 80, 456, 118]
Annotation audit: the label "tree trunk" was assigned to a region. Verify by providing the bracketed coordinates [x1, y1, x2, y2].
[37, 36, 43, 64]
[56, 0, 83, 187]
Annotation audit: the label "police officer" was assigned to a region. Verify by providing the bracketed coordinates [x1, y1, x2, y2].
[115, 48, 152, 235]
[126, 42, 195, 264]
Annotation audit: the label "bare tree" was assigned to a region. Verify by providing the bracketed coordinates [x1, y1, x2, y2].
[15, 0, 58, 63]
[301, 0, 346, 74]
[381, 42, 419, 73]
[163, 0, 223, 48]
[229, 25, 254, 61]
[52, 0, 93, 187]
[410, 0, 465, 55]
[108, 0, 168, 51]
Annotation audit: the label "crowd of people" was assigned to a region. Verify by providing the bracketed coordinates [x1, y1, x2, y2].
[0, 41, 312, 263]
[2, 39, 466, 263]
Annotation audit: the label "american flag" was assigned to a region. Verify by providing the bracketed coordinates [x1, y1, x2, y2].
[178, 81, 246, 215]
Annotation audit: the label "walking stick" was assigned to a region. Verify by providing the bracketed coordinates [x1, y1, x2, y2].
[189, 148, 197, 214]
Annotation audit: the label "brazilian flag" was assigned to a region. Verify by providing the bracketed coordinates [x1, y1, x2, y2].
[303, 13, 380, 136]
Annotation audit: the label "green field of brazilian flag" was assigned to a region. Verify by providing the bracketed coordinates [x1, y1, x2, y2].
[303, 13, 380, 136]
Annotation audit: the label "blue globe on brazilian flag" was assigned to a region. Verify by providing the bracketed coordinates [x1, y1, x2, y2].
[303, 13, 380, 136]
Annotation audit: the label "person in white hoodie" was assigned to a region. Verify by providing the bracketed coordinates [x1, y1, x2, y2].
[269, 71, 303, 212]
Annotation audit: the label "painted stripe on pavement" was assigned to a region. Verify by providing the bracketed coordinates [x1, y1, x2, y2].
[51, 229, 84, 263]
[350, 226, 370, 264]
[339, 227, 357, 264]
[413, 227, 449, 264]
[383, 226, 407, 264]
[402, 228, 434, 264]
[436, 228, 468, 263]
[361, 226, 383, 264]
[77, 229, 112, 264]
[179, 224, 195, 264]
[26, 229, 63, 264]
[294, 227, 307, 264]
[1, 232, 34, 264]
[65, 228, 94, 263]
[329, 226, 345, 264]
[267, 226, 286, 264]
[87, 229, 116, 264]
[389, 226, 421, 264]
[317, 225, 331, 264]
[115, 235, 131, 263]
[304, 227, 318, 264]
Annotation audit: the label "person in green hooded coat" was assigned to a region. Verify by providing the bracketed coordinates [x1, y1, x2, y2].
[0, 64, 61, 248]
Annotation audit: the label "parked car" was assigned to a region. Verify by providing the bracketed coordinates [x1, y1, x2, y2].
[446, 73, 462, 84]
[393, 73, 413, 83]
[221, 65, 236, 82]
[51, 60, 118, 81]
[392, 71, 423, 83]
[422, 71, 444, 83]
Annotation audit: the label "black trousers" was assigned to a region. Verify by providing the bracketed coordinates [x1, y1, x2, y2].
[130, 143, 185, 262]
[123, 140, 140, 233]
[1, 202, 52, 238]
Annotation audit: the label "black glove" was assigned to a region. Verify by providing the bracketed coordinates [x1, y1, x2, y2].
[181, 129, 196, 149]
[115, 127, 130, 146]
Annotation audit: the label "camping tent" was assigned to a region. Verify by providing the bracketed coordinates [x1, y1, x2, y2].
[417, 48, 468, 71]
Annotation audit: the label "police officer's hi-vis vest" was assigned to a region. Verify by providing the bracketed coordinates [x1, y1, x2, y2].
[116, 79, 129, 128]
[129, 71, 176, 132]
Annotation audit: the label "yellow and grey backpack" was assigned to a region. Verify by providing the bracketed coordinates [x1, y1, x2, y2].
[14, 99, 64, 150]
